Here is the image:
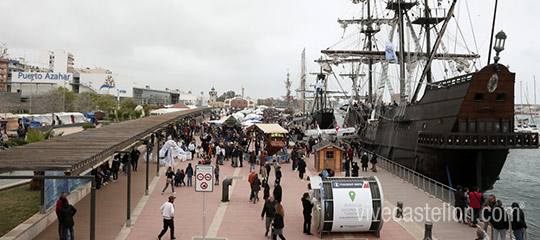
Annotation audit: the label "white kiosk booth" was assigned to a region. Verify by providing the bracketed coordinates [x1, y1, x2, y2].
[310, 176, 384, 238]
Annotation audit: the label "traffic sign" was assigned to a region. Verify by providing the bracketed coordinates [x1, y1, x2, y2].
[195, 165, 214, 192]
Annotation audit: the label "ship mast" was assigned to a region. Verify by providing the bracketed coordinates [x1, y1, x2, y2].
[366, 0, 374, 103]
[424, 0, 432, 83]
[397, 1, 407, 102]
[300, 48, 306, 113]
[285, 69, 292, 111]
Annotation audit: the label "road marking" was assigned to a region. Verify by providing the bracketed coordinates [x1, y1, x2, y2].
[206, 167, 241, 238]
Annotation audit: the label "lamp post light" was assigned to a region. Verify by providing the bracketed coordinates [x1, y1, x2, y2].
[493, 30, 507, 64]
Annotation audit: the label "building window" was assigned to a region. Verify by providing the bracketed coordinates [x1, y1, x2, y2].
[459, 121, 467, 132]
[502, 120, 509, 133]
[326, 151, 334, 159]
[474, 93, 484, 102]
[469, 120, 476, 132]
[496, 93, 506, 102]
[494, 121, 501, 132]
[478, 121, 485, 132]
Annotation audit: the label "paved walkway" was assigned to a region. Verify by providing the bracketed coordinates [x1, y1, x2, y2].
[120, 152, 416, 240]
[32, 145, 477, 240]
[34, 146, 162, 240]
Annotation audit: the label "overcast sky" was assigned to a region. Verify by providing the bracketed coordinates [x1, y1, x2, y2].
[1, 0, 539, 103]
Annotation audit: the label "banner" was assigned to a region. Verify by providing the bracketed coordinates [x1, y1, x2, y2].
[331, 181, 373, 232]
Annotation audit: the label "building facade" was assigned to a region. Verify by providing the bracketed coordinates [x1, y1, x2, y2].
[133, 86, 179, 106]
[0, 59, 8, 92]
[224, 96, 255, 109]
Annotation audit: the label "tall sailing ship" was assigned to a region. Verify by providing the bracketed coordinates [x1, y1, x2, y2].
[317, 0, 539, 190]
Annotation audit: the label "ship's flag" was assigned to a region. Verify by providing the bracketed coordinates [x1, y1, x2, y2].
[385, 42, 398, 64]
[100, 75, 115, 90]
[335, 124, 340, 132]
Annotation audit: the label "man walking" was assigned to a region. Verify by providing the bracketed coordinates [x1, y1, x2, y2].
[297, 158, 306, 180]
[157, 196, 176, 240]
[57, 198, 77, 240]
[131, 146, 141, 171]
[56, 192, 69, 240]
[249, 151, 257, 173]
[261, 196, 278, 237]
[186, 163, 194, 186]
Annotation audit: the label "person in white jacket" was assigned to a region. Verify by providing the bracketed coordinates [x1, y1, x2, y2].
[157, 196, 176, 240]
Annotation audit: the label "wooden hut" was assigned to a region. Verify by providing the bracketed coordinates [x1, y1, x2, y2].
[313, 141, 344, 172]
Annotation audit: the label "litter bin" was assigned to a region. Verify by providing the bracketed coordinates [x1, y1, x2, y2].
[221, 178, 233, 202]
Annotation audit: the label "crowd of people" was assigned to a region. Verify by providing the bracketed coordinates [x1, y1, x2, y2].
[49, 108, 532, 240]
[454, 187, 528, 240]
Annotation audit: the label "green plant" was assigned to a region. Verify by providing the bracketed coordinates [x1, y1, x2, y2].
[82, 124, 96, 130]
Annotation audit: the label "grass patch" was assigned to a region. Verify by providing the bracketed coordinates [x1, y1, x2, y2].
[0, 184, 40, 237]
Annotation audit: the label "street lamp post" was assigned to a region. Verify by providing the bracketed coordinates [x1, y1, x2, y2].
[493, 30, 507, 64]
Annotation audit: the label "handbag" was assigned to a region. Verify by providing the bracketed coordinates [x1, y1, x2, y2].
[167, 178, 172, 184]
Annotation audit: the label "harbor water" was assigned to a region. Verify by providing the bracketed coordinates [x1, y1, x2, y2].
[487, 148, 540, 238]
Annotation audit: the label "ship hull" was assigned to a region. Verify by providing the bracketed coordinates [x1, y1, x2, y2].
[373, 144, 507, 190]
[360, 64, 534, 191]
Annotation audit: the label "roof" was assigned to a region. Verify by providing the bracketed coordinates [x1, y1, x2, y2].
[313, 141, 344, 151]
[170, 102, 189, 109]
[248, 124, 288, 134]
[0, 108, 208, 175]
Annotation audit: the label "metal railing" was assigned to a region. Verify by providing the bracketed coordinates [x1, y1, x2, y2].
[363, 150, 455, 205]
[363, 150, 539, 240]
[418, 131, 539, 149]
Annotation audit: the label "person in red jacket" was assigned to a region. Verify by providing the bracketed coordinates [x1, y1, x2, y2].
[468, 187, 483, 227]
[56, 192, 69, 240]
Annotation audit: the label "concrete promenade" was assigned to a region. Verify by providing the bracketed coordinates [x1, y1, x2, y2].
[31, 147, 476, 240]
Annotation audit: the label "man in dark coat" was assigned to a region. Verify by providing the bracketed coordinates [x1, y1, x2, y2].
[56, 192, 69, 240]
[261, 196, 278, 237]
[57, 198, 77, 240]
[454, 185, 467, 223]
[511, 202, 527, 240]
[361, 153, 369, 172]
[273, 180, 282, 203]
[130, 146, 141, 171]
[297, 158, 307, 180]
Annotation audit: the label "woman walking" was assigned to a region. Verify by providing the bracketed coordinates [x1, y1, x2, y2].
[302, 192, 314, 235]
[272, 203, 286, 240]
[251, 174, 261, 203]
[161, 167, 176, 195]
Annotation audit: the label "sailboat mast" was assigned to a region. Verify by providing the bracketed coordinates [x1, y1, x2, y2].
[398, 0, 406, 101]
[534, 75, 537, 106]
[424, 0, 432, 83]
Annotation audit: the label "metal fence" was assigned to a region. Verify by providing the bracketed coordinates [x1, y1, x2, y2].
[365, 150, 455, 205]
[364, 150, 539, 240]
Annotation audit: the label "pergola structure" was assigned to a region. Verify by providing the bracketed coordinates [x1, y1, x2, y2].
[0, 107, 211, 240]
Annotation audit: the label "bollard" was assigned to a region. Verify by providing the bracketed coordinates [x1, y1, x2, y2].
[221, 178, 234, 202]
[424, 222, 433, 240]
[396, 201, 403, 218]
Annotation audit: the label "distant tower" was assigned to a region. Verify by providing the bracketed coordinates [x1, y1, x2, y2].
[241, 86, 245, 98]
[209, 87, 217, 104]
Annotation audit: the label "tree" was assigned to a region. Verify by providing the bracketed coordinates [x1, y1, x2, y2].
[76, 92, 98, 113]
[120, 98, 137, 111]
[217, 91, 236, 102]
[96, 94, 117, 113]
